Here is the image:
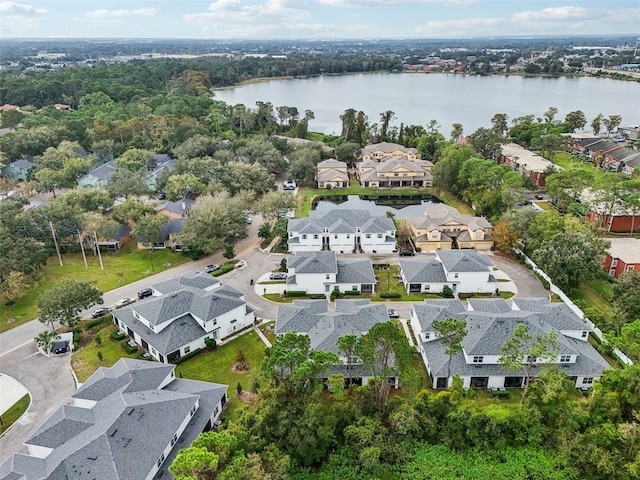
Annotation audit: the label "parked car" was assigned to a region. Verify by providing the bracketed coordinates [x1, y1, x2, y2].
[270, 272, 287, 280]
[517, 200, 532, 206]
[283, 181, 296, 191]
[399, 249, 415, 256]
[115, 297, 135, 308]
[387, 309, 399, 318]
[534, 194, 544, 200]
[204, 264, 220, 273]
[137, 288, 153, 299]
[157, 193, 166, 200]
[91, 307, 111, 319]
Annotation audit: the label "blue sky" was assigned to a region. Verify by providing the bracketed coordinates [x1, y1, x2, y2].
[1, 1, 638, 39]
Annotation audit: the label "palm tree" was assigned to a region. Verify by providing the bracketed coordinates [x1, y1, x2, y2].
[34, 330, 57, 353]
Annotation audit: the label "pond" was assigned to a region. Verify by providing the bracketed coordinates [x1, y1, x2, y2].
[312, 194, 440, 219]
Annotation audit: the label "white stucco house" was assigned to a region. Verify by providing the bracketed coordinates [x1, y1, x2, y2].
[111, 271, 255, 363]
[399, 250, 496, 294]
[0, 358, 228, 480]
[287, 209, 396, 254]
[286, 251, 376, 295]
[410, 298, 610, 390]
[276, 299, 398, 387]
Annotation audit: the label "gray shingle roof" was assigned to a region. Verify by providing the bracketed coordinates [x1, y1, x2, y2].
[436, 249, 494, 272]
[399, 259, 447, 283]
[289, 251, 338, 274]
[151, 271, 220, 295]
[335, 259, 376, 284]
[276, 299, 389, 354]
[81, 160, 117, 182]
[155, 198, 194, 216]
[362, 142, 419, 155]
[289, 209, 395, 236]
[409, 203, 493, 232]
[0, 359, 228, 480]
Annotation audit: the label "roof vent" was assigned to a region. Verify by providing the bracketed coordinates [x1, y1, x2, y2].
[109, 429, 118, 437]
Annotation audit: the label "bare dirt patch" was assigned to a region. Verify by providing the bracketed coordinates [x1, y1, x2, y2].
[231, 362, 251, 374]
[236, 390, 258, 402]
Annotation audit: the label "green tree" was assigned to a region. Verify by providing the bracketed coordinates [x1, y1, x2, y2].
[591, 113, 603, 136]
[0, 271, 31, 302]
[106, 169, 150, 198]
[432, 319, 467, 385]
[59, 188, 113, 213]
[491, 113, 508, 133]
[115, 148, 155, 171]
[499, 324, 559, 402]
[165, 172, 205, 201]
[543, 106, 558, 123]
[565, 110, 587, 132]
[134, 213, 169, 248]
[237, 136, 286, 173]
[450, 123, 463, 141]
[602, 114, 623, 137]
[223, 243, 235, 261]
[38, 280, 103, 331]
[608, 320, 640, 363]
[255, 191, 296, 222]
[112, 198, 154, 224]
[334, 141, 361, 167]
[34, 330, 57, 352]
[533, 230, 609, 291]
[612, 270, 640, 328]
[169, 446, 219, 479]
[466, 127, 504, 160]
[337, 333, 358, 386]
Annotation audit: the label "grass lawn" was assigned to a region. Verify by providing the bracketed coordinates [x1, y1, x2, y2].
[259, 321, 276, 344]
[1, 243, 189, 332]
[569, 278, 615, 318]
[72, 324, 141, 382]
[0, 394, 30, 436]
[535, 201, 554, 211]
[177, 330, 268, 421]
[550, 151, 595, 172]
[432, 189, 476, 215]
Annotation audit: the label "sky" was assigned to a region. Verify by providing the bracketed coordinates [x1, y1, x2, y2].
[0, 0, 639, 40]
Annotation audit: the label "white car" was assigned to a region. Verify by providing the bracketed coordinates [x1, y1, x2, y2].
[115, 297, 135, 308]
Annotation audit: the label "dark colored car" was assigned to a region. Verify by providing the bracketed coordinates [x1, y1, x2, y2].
[91, 307, 111, 319]
[157, 193, 166, 200]
[387, 309, 399, 318]
[534, 194, 544, 200]
[138, 288, 153, 299]
[204, 264, 220, 273]
[270, 272, 287, 280]
[399, 249, 415, 256]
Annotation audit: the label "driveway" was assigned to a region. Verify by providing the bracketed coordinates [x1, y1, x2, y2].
[0, 343, 75, 464]
[488, 253, 549, 298]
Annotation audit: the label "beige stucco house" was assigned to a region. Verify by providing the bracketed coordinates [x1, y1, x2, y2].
[407, 204, 493, 251]
[356, 142, 433, 188]
[316, 158, 349, 189]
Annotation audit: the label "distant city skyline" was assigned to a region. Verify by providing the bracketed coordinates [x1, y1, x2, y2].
[1, 1, 639, 40]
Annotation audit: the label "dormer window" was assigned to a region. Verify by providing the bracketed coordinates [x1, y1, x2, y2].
[560, 355, 571, 363]
[473, 356, 483, 363]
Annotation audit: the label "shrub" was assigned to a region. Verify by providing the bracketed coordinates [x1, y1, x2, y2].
[235, 350, 246, 363]
[122, 342, 137, 354]
[284, 290, 308, 297]
[308, 294, 326, 299]
[72, 329, 81, 344]
[110, 330, 125, 341]
[236, 382, 243, 395]
[212, 263, 236, 277]
[343, 290, 361, 296]
[457, 292, 473, 299]
[442, 286, 454, 298]
[86, 316, 109, 329]
[280, 258, 287, 272]
[374, 263, 390, 270]
[330, 290, 344, 300]
[380, 292, 402, 299]
[172, 348, 203, 364]
[205, 337, 217, 350]
[94, 334, 102, 346]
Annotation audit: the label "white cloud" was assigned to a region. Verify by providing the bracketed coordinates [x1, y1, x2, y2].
[416, 6, 640, 36]
[184, 0, 309, 26]
[84, 8, 157, 20]
[316, 0, 474, 6]
[0, 2, 46, 33]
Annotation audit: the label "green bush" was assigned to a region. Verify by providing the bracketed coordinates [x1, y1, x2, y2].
[86, 316, 109, 329]
[343, 290, 361, 296]
[172, 348, 203, 364]
[442, 286, 454, 298]
[330, 290, 344, 300]
[212, 263, 236, 277]
[380, 292, 402, 299]
[110, 330, 125, 341]
[122, 342, 137, 354]
[72, 329, 81, 343]
[457, 292, 473, 299]
[308, 294, 326, 299]
[205, 337, 217, 350]
[284, 290, 308, 297]
[373, 263, 390, 270]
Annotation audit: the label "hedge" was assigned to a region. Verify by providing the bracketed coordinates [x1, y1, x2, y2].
[343, 290, 361, 296]
[308, 294, 326, 299]
[86, 316, 109, 329]
[110, 330, 125, 341]
[284, 290, 308, 297]
[122, 342, 138, 354]
[380, 292, 402, 299]
[212, 263, 236, 277]
[172, 348, 203, 364]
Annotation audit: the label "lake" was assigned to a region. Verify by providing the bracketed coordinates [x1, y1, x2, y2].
[313, 194, 439, 219]
[214, 73, 639, 135]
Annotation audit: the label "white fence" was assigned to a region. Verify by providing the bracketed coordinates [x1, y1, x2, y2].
[513, 248, 633, 367]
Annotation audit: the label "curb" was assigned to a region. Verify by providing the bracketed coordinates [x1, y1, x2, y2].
[0, 377, 32, 439]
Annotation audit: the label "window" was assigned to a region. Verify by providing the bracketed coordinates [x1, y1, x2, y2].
[325, 285, 330, 292]
[473, 356, 483, 363]
[377, 233, 383, 238]
[628, 265, 635, 271]
[611, 259, 618, 267]
[424, 332, 431, 339]
[431, 232, 438, 238]
[151, 347, 157, 355]
[302, 234, 307, 239]
[424, 285, 430, 291]
[335, 234, 338, 239]
[346, 234, 350, 238]
[190, 405, 197, 416]
[313, 234, 318, 239]
[184, 346, 190, 354]
[230, 319, 237, 323]
[454, 272, 459, 278]
[394, 172, 398, 177]
[476, 232, 482, 239]
[366, 234, 371, 239]
[170, 434, 178, 446]
[582, 377, 593, 385]
[157, 454, 165, 468]
[326, 274, 330, 280]
[582, 331, 588, 338]
[352, 286, 358, 291]
[560, 355, 571, 363]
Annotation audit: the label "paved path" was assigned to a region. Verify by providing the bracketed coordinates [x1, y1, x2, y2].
[399, 319, 415, 348]
[488, 253, 549, 298]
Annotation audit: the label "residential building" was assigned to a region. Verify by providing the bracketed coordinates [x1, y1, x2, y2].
[581, 188, 640, 233]
[77, 160, 117, 188]
[111, 271, 255, 363]
[316, 158, 349, 189]
[1, 157, 33, 181]
[399, 250, 496, 294]
[618, 125, 640, 141]
[407, 203, 494, 251]
[287, 209, 396, 254]
[286, 251, 376, 295]
[155, 198, 195, 219]
[0, 358, 228, 480]
[276, 299, 397, 386]
[144, 156, 175, 191]
[603, 237, 640, 278]
[497, 143, 560, 186]
[137, 218, 184, 251]
[356, 142, 432, 189]
[95, 224, 131, 252]
[410, 298, 609, 389]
